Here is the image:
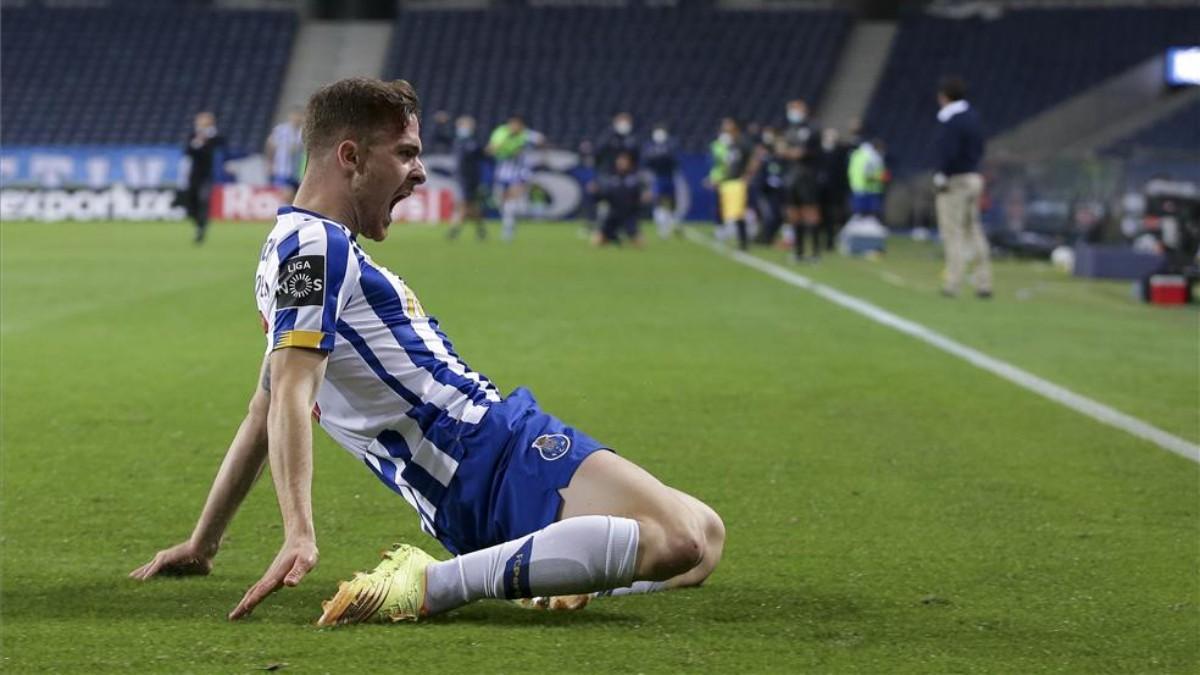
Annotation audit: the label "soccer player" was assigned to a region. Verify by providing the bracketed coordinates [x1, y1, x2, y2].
[643, 124, 680, 239]
[486, 115, 542, 241]
[446, 115, 487, 241]
[265, 108, 304, 204]
[182, 111, 225, 244]
[129, 78, 725, 625]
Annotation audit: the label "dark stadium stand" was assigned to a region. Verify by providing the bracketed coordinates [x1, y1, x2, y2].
[383, 7, 851, 151]
[864, 7, 1200, 174]
[1103, 98, 1200, 159]
[0, 7, 297, 150]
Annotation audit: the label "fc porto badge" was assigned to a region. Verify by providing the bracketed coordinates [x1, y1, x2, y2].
[532, 433, 571, 461]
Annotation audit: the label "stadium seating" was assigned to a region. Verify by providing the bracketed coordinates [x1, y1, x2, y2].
[0, 7, 297, 150]
[864, 7, 1200, 174]
[383, 7, 851, 151]
[1103, 98, 1200, 159]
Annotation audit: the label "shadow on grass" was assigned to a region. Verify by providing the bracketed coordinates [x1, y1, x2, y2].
[1, 578, 864, 631]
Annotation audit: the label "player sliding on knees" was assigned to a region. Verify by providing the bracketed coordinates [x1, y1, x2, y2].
[129, 77, 725, 625]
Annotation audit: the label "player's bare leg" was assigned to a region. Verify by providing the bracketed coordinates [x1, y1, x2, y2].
[316, 451, 723, 625]
[515, 454, 724, 609]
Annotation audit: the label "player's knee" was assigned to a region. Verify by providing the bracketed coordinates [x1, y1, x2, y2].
[705, 508, 726, 557]
[652, 517, 706, 579]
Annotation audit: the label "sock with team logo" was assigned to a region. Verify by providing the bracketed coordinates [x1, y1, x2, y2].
[422, 515, 639, 616]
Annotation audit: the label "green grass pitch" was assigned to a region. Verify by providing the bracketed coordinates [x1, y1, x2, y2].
[1, 220, 1197, 673]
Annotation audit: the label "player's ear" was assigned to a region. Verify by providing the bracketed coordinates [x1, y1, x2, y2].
[335, 139, 362, 172]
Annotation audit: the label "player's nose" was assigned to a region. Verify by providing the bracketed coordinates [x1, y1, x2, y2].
[410, 159, 427, 185]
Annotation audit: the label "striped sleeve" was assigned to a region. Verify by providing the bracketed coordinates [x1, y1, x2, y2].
[270, 221, 355, 352]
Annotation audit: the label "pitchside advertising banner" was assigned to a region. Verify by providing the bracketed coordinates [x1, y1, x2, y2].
[0, 146, 715, 222]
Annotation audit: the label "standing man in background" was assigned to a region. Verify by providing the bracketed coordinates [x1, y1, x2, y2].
[595, 112, 640, 177]
[592, 113, 640, 236]
[816, 127, 851, 251]
[265, 108, 304, 205]
[933, 76, 991, 299]
[781, 100, 822, 263]
[182, 111, 225, 245]
[643, 123, 680, 239]
[447, 115, 488, 241]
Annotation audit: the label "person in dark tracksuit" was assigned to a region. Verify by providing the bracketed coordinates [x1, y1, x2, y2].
[182, 111, 225, 244]
[643, 124, 680, 239]
[593, 152, 647, 247]
[933, 75, 991, 298]
[447, 115, 488, 241]
[816, 127, 851, 251]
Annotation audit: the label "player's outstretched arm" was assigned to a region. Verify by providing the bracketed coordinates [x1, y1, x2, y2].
[228, 346, 326, 621]
[130, 358, 273, 580]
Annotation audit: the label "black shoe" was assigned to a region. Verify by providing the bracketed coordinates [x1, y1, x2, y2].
[976, 289, 993, 299]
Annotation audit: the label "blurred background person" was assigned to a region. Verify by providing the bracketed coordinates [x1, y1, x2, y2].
[486, 115, 541, 241]
[848, 133, 886, 224]
[447, 115, 488, 241]
[592, 112, 640, 236]
[712, 117, 755, 251]
[595, 112, 640, 177]
[643, 123, 680, 239]
[751, 126, 786, 246]
[182, 111, 224, 245]
[264, 107, 303, 205]
[592, 151, 648, 247]
[782, 99, 822, 262]
[428, 110, 455, 154]
[933, 75, 991, 298]
[816, 126, 851, 252]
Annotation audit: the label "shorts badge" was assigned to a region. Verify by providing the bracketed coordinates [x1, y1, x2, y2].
[532, 433, 570, 461]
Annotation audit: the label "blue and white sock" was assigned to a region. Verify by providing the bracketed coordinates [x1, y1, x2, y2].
[423, 515, 639, 616]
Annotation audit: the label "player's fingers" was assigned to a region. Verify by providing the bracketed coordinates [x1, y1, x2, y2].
[283, 555, 315, 587]
[130, 553, 164, 580]
[229, 577, 280, 621]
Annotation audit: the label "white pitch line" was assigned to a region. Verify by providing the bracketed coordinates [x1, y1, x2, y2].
[684, 230, 1200, 464]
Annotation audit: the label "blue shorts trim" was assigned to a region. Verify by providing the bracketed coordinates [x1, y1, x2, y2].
[652, 175, 675, 202]
[431, 387, 611, 555]
[852, 192, 882, 215]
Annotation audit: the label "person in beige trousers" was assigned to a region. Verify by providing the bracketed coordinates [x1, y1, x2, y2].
[933, 76, 992, 299]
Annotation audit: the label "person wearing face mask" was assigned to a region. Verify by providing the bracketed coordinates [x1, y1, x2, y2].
[447, 115, 488, 241]
[782, 99, 823, 262]
[181, 111, 226, 245]
[816, 126, 851, 252]
[590, 113, 640, 237]
[643, 125, 679, 239]
[595, 112, 640, 178]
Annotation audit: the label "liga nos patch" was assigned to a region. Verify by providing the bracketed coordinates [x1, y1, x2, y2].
[277, 255, 325, 308]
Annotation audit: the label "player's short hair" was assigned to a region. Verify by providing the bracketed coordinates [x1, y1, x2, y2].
[938, 75, 967, 102]
[303, 77, 421, 152]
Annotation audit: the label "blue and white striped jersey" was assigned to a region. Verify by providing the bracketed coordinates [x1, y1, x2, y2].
[254, 206, 502, 538]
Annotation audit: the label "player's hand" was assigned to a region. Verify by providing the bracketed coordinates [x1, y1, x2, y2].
[228, 537, 318, 621]
[129, 539, 215, 580]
